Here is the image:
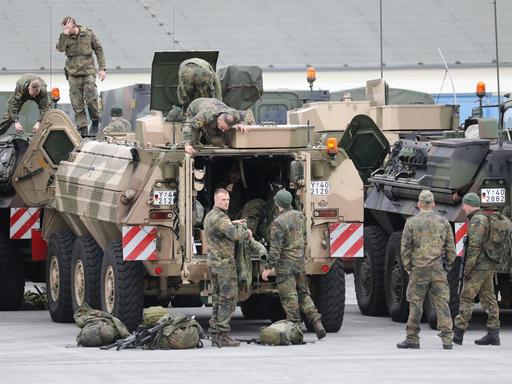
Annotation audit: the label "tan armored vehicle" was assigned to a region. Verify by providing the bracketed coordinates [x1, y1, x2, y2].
[13, 52, 376, 331]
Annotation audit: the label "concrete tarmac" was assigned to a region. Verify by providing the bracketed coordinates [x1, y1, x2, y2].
[1, 275, 511, 384]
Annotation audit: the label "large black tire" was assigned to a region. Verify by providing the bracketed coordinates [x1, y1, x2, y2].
[0, 231, 25, 310]
[240, 294, 270, 320]
[384, 232, 409, 322]
[100, 240, 144, 331]
[71, 235, 103, 313]
[425, 258, 461, 329]
[46, 231, 76, 322]
[353, 225, 388, 316]
[311, 259, 345, 332]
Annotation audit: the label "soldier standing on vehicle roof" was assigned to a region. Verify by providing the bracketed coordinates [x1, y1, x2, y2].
[262, 189, 326, 340]
[183, 98, 253, 155]
[204, 188, 252, 348]
[397, 189, 456, 350]
[453, 192, 506, 346]
[0, 74, 49, 135]
[177, 58, 222, 112]
[56, 16, 106, 137]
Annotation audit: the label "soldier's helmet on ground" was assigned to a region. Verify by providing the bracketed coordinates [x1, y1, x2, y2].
[110, 105, 123, 117]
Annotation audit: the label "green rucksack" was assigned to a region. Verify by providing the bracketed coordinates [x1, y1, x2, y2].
[74, 303, 130, 347]
[148, 313, 204, 350]
[483, 212, 512, 263]
[259, 320, 304, 346]
[142, 306, 169, 327]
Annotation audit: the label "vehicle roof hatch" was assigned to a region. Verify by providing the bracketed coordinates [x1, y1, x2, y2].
[339, 114, 390, 184]
[150, 51, 219, 114]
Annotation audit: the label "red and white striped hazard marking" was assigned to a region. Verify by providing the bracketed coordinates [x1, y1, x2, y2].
[122, 226, 157, 261]
[10, 208, 40, 239]
[455, 222, 468, 257]
[329, 223, 363, 258]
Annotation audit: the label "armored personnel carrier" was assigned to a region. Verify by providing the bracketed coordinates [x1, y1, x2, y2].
[357, 112, 512, 326]
[12, 52, 366, 331]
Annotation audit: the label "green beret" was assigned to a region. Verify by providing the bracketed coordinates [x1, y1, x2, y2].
[274, 189, 292, 208]
[462, 192, 481, 208]
[110, 105, 123, 117]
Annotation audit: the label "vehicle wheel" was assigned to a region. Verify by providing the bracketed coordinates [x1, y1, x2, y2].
[353, 225, 388, 316]
[0, 231, 25, 310]
[46, 231, 76, 322]
[100, 240, 144, 331]
[425, 258, 462, 329]
[71, 235, 102, 313]
[384, 232, 409, 322]
[170, 295, 203, 308]
[240, 294, 270, 320]
[310, 259, 345, 332]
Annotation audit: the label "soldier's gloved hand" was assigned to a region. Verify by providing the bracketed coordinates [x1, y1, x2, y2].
[14, 121, 23, 133]
[99, 69, 107, 81]
[32, 121, 41, 132]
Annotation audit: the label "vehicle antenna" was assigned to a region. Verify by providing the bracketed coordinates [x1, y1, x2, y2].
[493, 0, 503, 148]
[379, 0, 383, 79]
[49, 5, 52, 90]
[437, 48, 457, 105]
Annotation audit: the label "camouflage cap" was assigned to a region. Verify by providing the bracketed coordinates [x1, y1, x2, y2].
[418, 189, 434, 204]
[462, 192, 481, 207]
[274, 189, 292, 208]
[110, 105, 123, 117]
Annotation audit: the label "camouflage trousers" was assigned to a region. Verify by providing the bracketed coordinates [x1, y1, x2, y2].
[405, 267, 454, 344]
[177, 64, 217, 110]
[68, 74, 100, 128]
[454, 268, 500, 330]
[209, 266, 238, 333]
[276, 262, 321, 324]
[0, 112, 14, 135]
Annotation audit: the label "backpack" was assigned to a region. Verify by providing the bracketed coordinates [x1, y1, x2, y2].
[142, 306, 169, 327]
[259, 320, 304, 346]
[148, 313, 204, 350]
[483, 212, 512, 263]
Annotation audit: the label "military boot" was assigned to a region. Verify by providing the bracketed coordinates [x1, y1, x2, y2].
[474, 328, 500, 346]
[218, 332, 240, 347]
[396, 339, 420, 349]
[313, 320, 326, 340]
[90, 120, 99, 136]
[210, 333, 221, 348]
[453, 327, 464, 345]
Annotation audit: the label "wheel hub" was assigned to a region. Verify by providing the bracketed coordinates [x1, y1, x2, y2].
[49, 256, 60, 302]
[104, 265, 115, 313]
[74, 260, 85, 306]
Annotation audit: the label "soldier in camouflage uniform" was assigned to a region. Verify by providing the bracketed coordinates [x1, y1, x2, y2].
[262, 190, 326, 340]
[0, 74, 49, 135]
[183, 98, 252, 155]
[102, 106, 131, 134]
[453, 192, 502, 346]
[397, 190, 456, 349]
[177, 58, 222, 111]
[57, 16, 106, 136]
[204, 188, 252, 347]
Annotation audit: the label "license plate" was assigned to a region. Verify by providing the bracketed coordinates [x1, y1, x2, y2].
[480, 188, 506, 204]
[311, 181, 330, 195]
[153, 190, 177, 206]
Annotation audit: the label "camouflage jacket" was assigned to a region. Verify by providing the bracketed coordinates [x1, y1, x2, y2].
[182, 98, 245, 145]
[6, 74, 49, 122]
[268, 209, 306, 270]
[401, 210, 456, 272]
[465, 209, 495, 272]
[204, 206, 251, 268]
[56, 25, 106, 76]
[178, 58, 222, 105]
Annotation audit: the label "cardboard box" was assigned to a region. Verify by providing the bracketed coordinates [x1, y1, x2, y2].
[229, 124, 311, 148]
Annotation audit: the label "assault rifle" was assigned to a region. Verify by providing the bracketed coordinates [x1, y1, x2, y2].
[101, 322, 166, 351]
[235, 337, 314, 345]
[457, 236, 468, 295]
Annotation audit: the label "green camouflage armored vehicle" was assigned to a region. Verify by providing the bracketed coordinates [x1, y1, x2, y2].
[356, 108, 512, 327]
[12, 51, 366, 332]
